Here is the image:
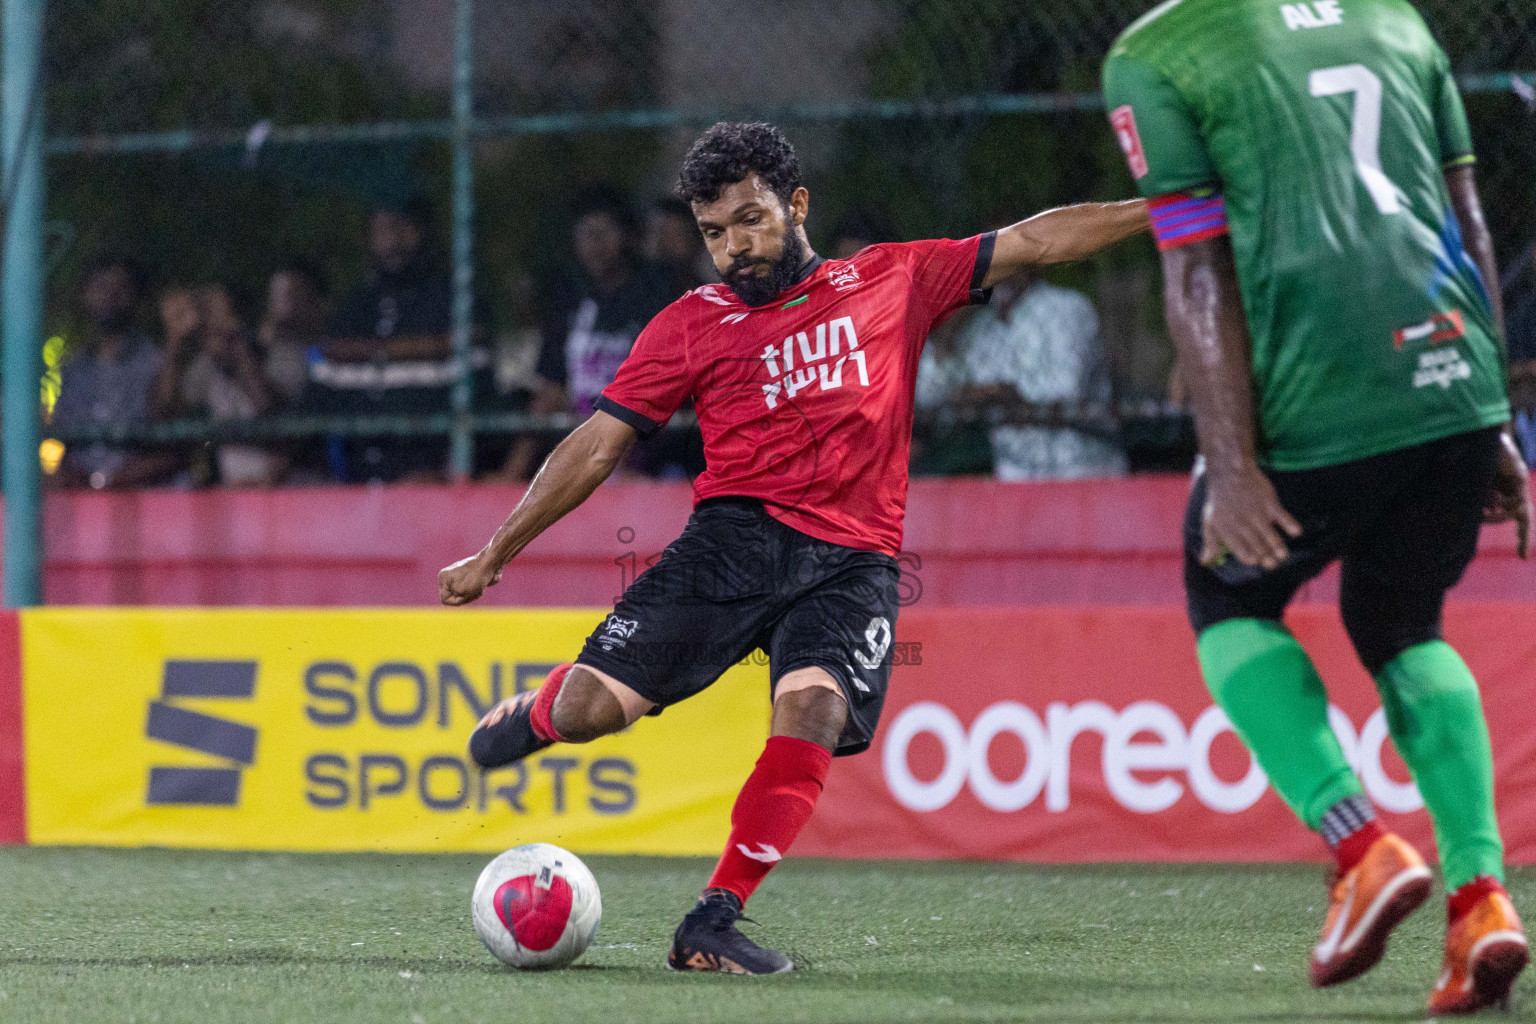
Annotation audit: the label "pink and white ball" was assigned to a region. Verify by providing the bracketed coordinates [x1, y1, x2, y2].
[472, 844, 603, 969]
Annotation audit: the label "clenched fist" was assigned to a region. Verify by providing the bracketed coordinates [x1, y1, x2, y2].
[439, 552, 503, 606]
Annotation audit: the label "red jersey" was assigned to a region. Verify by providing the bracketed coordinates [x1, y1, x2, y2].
[596, 234, 994, 555]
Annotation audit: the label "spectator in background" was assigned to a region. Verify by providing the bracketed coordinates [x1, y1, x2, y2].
[911, 320, 995, 477]
[259, 260, 329, 407]
[1505, 245, 1536, 464]
[502, 187, 673, 480]
[829, 206, 899, 259]
[492, 269, 544, 401]
[644, 196, 712, 296]
[50, 256, 182, 490]
[259, 262, 333, 484]
[155, 283, 293, 487]
[311, 194, 491, 483]
[929, 268, 1128, 482]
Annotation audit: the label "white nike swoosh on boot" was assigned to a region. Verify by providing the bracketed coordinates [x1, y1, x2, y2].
[737, 843, 782, 864]
[1315, 881, 1356, 963]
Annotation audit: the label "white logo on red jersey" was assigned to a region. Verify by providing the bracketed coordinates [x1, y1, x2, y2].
[758, 316, 869, 409]
[829, 264, 862, 293]
[695, 285, 734, 307]
[721, 311, 751, 325]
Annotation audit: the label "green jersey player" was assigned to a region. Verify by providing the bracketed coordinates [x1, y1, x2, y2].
[1105, 0, 1533, 1013]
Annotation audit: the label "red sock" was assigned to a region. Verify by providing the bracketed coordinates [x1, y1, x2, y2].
[1333, 820, 1385, 875]
[705, 736, 833, 905]
[1448, 875, 1506, 924]
[528, 663, 574, 743]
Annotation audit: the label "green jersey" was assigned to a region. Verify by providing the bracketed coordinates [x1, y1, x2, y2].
[1103, 0, 1510, 470]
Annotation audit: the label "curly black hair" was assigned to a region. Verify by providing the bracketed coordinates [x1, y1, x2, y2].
[676, 122, 802, 207]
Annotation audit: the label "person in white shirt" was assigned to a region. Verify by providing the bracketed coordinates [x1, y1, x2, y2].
[917, 270, 1128, 481]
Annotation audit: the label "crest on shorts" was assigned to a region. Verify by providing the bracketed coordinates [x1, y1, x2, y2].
[597, 615, 639, 650]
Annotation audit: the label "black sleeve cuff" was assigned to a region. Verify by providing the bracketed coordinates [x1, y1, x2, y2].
[594, 394, 665, 438]
[969, 231, 997, 305]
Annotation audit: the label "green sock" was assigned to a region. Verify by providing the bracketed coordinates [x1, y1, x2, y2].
[1375, 641, 1503, 889]
[1197, 618, 1362, 829]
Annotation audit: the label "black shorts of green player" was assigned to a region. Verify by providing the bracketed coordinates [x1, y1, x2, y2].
[1184, 426, 1501, 676]
[576, 497, 901, 757]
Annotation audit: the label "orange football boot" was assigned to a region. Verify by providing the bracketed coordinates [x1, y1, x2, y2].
[1310, 832, 1432, 987]
[1428, 883, 1528, 1016]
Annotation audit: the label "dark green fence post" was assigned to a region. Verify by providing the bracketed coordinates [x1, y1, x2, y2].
[2, 0, 45, 607]
[448, 0, 475, 480]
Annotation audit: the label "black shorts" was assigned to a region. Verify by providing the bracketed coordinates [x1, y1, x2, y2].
[575, 497, 902, 756]
[1185, 426, 1502, 675]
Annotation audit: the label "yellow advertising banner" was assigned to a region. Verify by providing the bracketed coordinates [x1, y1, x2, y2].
[22, 609, 769, 853]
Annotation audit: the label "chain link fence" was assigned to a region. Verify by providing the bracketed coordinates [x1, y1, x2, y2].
[36, 0, 1536, 481]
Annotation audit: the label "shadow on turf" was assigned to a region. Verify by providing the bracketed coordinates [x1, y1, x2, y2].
[1076, 1014, 1430, 1023]
[0, 949, 693, 985]
[0, 952, 1474, 1022]
[0, 951, 525, 974]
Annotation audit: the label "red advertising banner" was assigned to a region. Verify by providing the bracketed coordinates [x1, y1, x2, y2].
[0, 610, 23, 844]
[800, 604, 1536, 864]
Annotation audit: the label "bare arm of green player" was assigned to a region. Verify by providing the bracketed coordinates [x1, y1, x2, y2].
[1447, 166, 1504, 337]
[1162, 236, 1302, 570]
[982, 199, 1150, 289]
[439, 410, 638, 604]
[1446, 164, 1533, 556]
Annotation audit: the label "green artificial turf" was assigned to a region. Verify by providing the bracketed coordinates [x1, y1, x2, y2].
[0, 848, 1529, 1023]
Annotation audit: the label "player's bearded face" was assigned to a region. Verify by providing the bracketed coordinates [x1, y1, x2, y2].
[723, 215, 806, 308]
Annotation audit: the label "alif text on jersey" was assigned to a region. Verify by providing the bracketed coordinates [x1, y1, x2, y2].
[760, 316, 870, 410]
[1282, 1, 1343, 30]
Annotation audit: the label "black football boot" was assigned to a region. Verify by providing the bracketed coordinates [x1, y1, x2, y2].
[667, 890, 793, 975]
[468, 688, 553, 769]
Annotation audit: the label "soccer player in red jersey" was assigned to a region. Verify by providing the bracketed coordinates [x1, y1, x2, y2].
[440, 122, 1148, 973]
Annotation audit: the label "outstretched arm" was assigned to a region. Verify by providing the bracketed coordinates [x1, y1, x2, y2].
[982, 199, 1150, 288]
[1163, 235, 1301, 570]
[439, 410, 638, 604]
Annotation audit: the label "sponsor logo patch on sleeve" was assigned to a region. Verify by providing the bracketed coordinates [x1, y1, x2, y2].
[1111, 105, 1150, 179]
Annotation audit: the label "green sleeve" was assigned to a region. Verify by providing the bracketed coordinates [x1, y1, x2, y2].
[1432, 52, 1475, 168]
[1102, 50, 1219, 198]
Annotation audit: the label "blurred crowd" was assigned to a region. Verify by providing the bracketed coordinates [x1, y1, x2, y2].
[49, 187, 1167, 491]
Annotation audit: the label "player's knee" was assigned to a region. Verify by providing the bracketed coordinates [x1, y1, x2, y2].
[549, 667, 628, 743]
[1341, 564, 1453, 677]
[1342, 601, 1441, 678]
[771, 672, 847, 751]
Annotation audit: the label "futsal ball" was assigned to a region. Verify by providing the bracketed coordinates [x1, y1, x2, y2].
[472, 843, 602, 969]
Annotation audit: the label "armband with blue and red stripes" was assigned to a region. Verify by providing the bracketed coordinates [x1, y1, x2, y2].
[1148, 190, 1229, 251]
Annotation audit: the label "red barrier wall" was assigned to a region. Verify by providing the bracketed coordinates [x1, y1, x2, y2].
[0, 611, 23, 844]
[17, 476, 1534, 607]
[800, 604, 1536, 864]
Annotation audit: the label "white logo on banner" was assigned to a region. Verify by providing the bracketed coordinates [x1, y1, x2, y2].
[881, 700, 1420, 815]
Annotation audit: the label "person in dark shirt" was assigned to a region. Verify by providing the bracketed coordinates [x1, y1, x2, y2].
[644, 195, 713, 297]
[309, 194, 491, 483]
[50, 255, 183, 489]
[503, 188, 675, 480]
[828, 205, 899, 259]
